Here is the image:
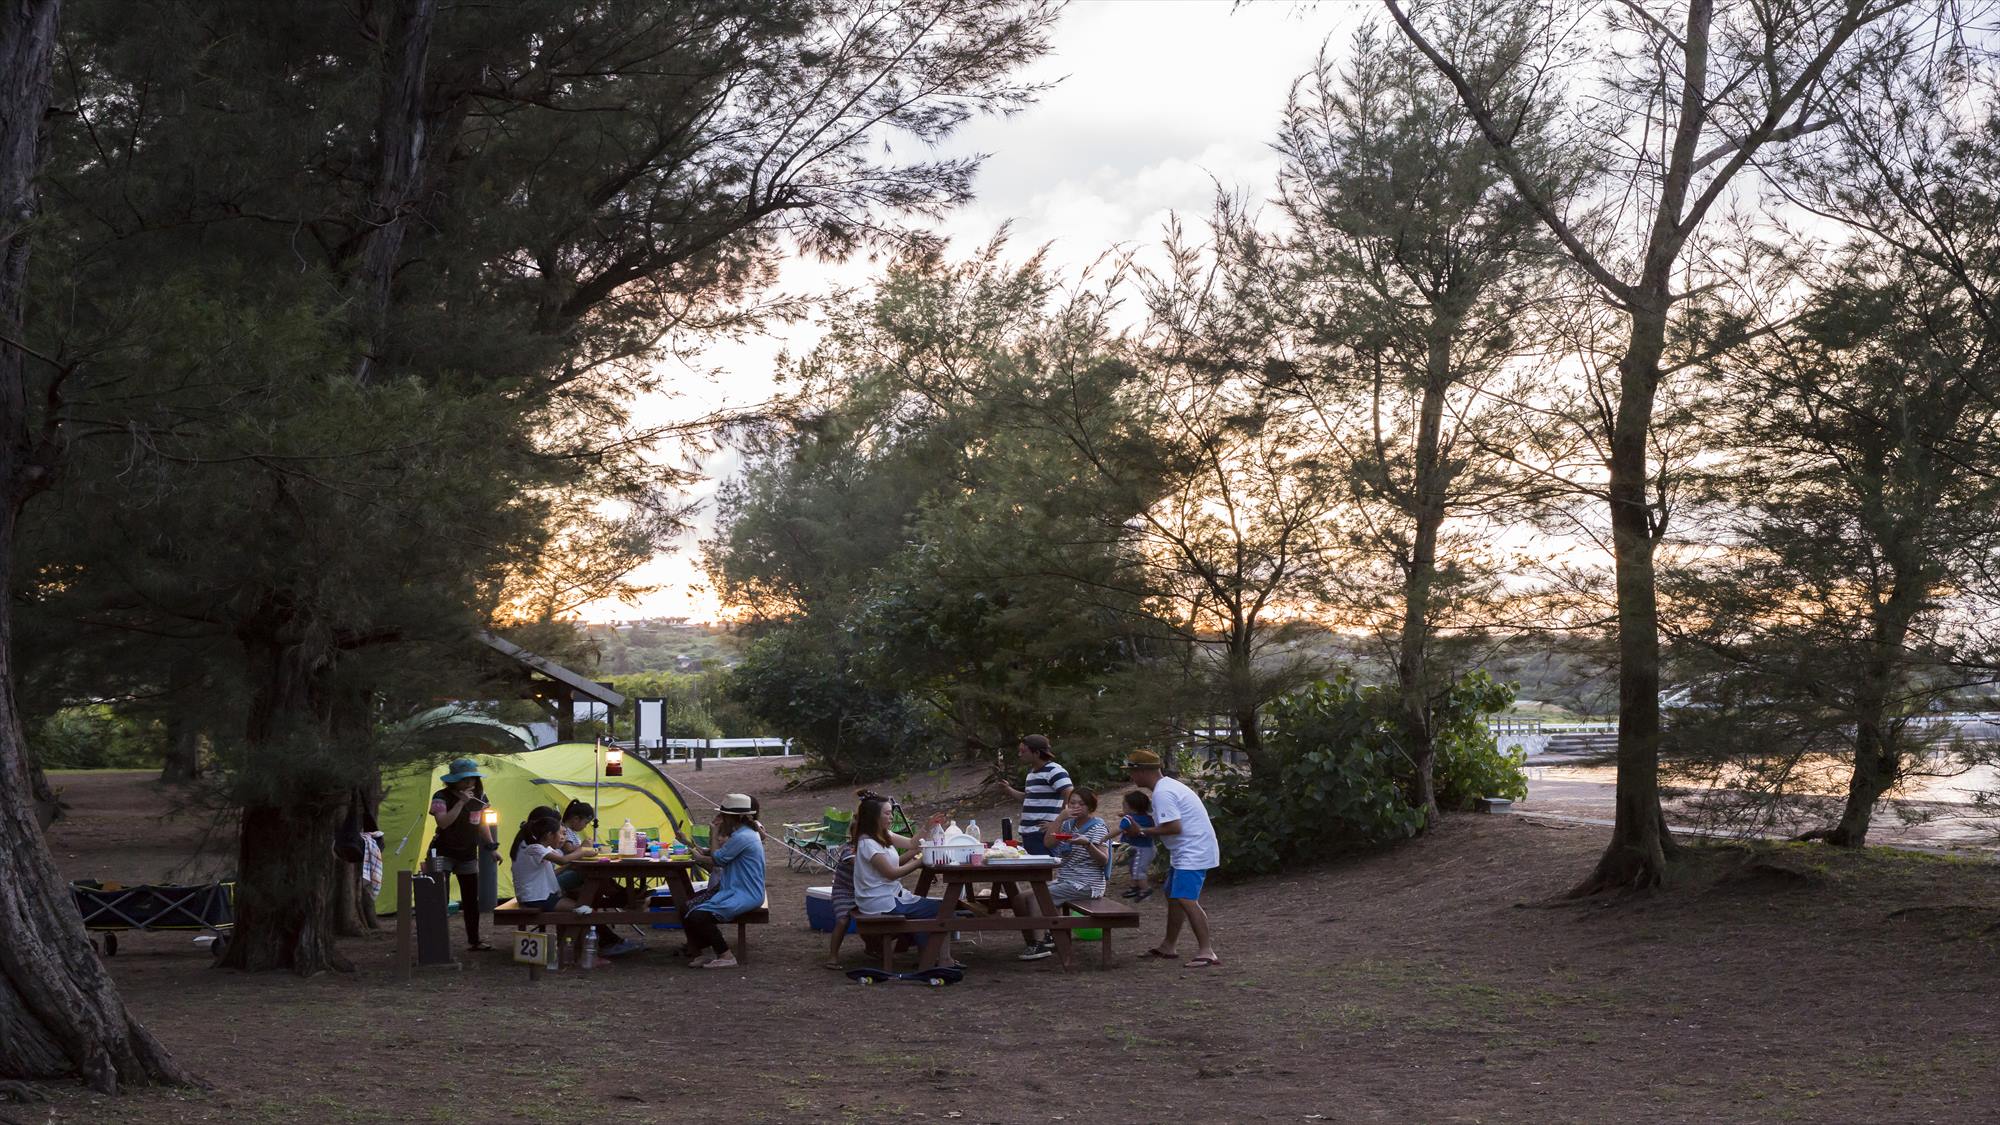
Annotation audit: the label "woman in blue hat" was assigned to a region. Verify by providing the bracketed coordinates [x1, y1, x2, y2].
[430, 758, 497, 951]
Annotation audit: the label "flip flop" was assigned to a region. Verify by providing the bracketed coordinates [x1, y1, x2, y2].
[1139, 948, 1178, 960]
[466, 942, 495, 952]
[1185, 955, 1223, 968]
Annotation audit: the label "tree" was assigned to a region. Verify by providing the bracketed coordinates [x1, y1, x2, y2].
[707, 242, 1153, 776]
[0, 0, 193, 1092]
[1669, 243, 2000, 844]
[1666, 65, 2000, 846]
[21, 0, 1062, 974]
[1083, 219, 1345, 777]
[1387, 0, 1948, 891]
[1268, 19, 1559, 819]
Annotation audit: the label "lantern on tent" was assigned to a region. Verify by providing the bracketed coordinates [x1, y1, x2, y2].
[605, 746, 623, 777]
[481, 805, 499, 829]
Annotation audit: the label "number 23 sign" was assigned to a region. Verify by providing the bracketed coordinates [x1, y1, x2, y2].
[513, 929, 553, 967]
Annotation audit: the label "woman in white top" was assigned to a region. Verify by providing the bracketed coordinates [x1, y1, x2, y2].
[848, 794, 955, 967]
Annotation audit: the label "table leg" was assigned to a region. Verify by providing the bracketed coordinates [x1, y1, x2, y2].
[1031, 882, 1072, 971]
[1001, 881, 1035, 946]
[913, 867, 936, 897]
[919, 879, 967, 971]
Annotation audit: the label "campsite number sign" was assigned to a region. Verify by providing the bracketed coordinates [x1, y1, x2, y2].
[513, 929, 553, 967]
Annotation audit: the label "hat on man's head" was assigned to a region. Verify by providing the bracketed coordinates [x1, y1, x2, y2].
[719, 793, 758, 816]
[1121, 749, 1163, 771]
[1021, 734, 1052, 755]
[441, 757, 484, 783]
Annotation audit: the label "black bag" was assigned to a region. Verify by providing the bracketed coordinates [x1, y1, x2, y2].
[333, 800, 364, 864]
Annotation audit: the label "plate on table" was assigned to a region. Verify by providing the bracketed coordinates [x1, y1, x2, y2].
[984, 856, 1059, 866]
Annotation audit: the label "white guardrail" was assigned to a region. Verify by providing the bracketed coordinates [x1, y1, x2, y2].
[632, 737, 797, 762]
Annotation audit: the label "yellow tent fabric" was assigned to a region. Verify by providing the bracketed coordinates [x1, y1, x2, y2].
[373, 743, 693, 914]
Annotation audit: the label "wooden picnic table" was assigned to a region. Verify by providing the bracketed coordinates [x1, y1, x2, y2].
[908, 858, 1076, 971]
[565, 856, 704, 915]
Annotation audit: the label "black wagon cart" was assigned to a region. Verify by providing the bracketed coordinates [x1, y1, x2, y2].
[70, 880, 235, 960]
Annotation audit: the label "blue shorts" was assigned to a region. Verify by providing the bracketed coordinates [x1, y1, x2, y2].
[524, 892, 562, 910]
[1021, 826, 1050, 856]
[1166, 868, 1208, 901]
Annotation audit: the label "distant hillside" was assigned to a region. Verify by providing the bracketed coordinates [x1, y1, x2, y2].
[580, 619, 746, 676]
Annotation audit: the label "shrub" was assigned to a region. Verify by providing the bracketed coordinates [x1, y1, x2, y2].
[1431, 671, 1527, 809]
[1201, 671, 1520, 878]
[32, 706, 167, 770]
[727, 629, 942, 782]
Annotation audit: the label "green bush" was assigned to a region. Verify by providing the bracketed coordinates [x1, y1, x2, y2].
[727, 628, 943, 782]
[1201, 671, 1520, 879]
[32, 705, 167, 770]
[1431, 671, 1527, 809]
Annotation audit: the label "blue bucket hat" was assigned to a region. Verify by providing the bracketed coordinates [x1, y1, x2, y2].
[441, 757, 484, 783]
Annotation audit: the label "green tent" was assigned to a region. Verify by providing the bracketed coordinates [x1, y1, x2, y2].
[374, 743, 694, 914]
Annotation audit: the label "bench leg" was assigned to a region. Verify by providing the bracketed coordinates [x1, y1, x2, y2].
[735, 920, 749, 965]
[1101, 928, 1113, 969]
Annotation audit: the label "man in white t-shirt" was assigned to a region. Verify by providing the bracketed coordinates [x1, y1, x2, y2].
[1123, 749, 1220, 966]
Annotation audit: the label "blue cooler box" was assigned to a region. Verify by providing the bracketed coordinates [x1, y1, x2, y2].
[805, 886, 856, 934]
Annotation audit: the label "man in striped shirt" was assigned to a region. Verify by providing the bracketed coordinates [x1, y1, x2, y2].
[998, 734, 1072, 856]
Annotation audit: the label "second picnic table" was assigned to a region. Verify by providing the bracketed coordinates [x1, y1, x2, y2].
[906, 857, 1080, 970]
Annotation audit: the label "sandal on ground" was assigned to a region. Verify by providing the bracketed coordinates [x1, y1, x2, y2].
[686, 953, 714, 968]
[1138, 947, 1178, 960]
[467, 942, 495, 952]
[1185, 955, 1223, 968]
[822, 959, 846, 970]
[700, 954, 738, 969]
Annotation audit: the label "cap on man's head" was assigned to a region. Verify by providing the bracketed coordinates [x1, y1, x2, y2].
[1021, 734, 1052, 755]
[1121, 749, 1163, 771]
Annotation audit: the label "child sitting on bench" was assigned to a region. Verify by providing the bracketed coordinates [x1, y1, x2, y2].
[509, 815, 589, 913]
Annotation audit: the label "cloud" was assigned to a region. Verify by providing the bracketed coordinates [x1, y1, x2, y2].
[589, 0, 1365, 621]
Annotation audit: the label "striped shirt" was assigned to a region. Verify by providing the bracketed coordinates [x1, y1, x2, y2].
[1020, 759, 1072, 826]
[1052, 816, 1109, 897]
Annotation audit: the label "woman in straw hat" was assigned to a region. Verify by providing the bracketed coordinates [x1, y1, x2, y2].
[674, 793, 767, 969]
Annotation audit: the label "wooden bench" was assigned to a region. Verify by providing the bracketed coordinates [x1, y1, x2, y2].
[1060, 899, 1141, 968]
[493, 901, 770, 976]
[855, 901, 1139, 971]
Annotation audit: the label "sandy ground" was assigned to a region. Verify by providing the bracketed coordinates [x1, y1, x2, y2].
[21, 761, 2000, 1125]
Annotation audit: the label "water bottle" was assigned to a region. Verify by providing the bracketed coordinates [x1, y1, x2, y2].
[581, 927, 599, 970]
[619, 819, 637, 856]
[945, 819, 961, 839]
[966, 818, 981, 843]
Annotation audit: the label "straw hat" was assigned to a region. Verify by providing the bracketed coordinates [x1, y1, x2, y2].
[1121, 749, 1163, 771]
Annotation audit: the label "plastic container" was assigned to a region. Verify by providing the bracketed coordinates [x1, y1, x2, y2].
[920, 833, 981, 866]
[804, 886, 858, 934]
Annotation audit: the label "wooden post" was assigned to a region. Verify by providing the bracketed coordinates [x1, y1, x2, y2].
[395, 870, 413, 982]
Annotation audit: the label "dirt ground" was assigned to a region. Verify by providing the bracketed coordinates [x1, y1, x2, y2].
[22, 760, 2000, 1125]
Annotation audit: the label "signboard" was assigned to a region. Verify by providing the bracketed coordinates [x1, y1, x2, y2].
[513, 929, 555, 967]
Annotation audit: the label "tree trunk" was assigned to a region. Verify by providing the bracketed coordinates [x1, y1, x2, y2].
[1571, 297, 1674, 895]
[1815, 584, 1924, 847]
[1234, 704, 1267, 776]
[1820, 719, 1897, 847]
[1398, 325, 1455, 825]
[219, 801, 352, 974]
[349, 0, 438, 383]
[217, 631, 353, 974]
[159, 708, 201, 785]
[0, 0, 194, 1092]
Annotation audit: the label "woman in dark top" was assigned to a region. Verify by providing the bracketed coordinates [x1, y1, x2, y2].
[429, 758, 496, 951]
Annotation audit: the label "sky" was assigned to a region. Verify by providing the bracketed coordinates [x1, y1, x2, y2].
[581, 0, 1370, 622]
